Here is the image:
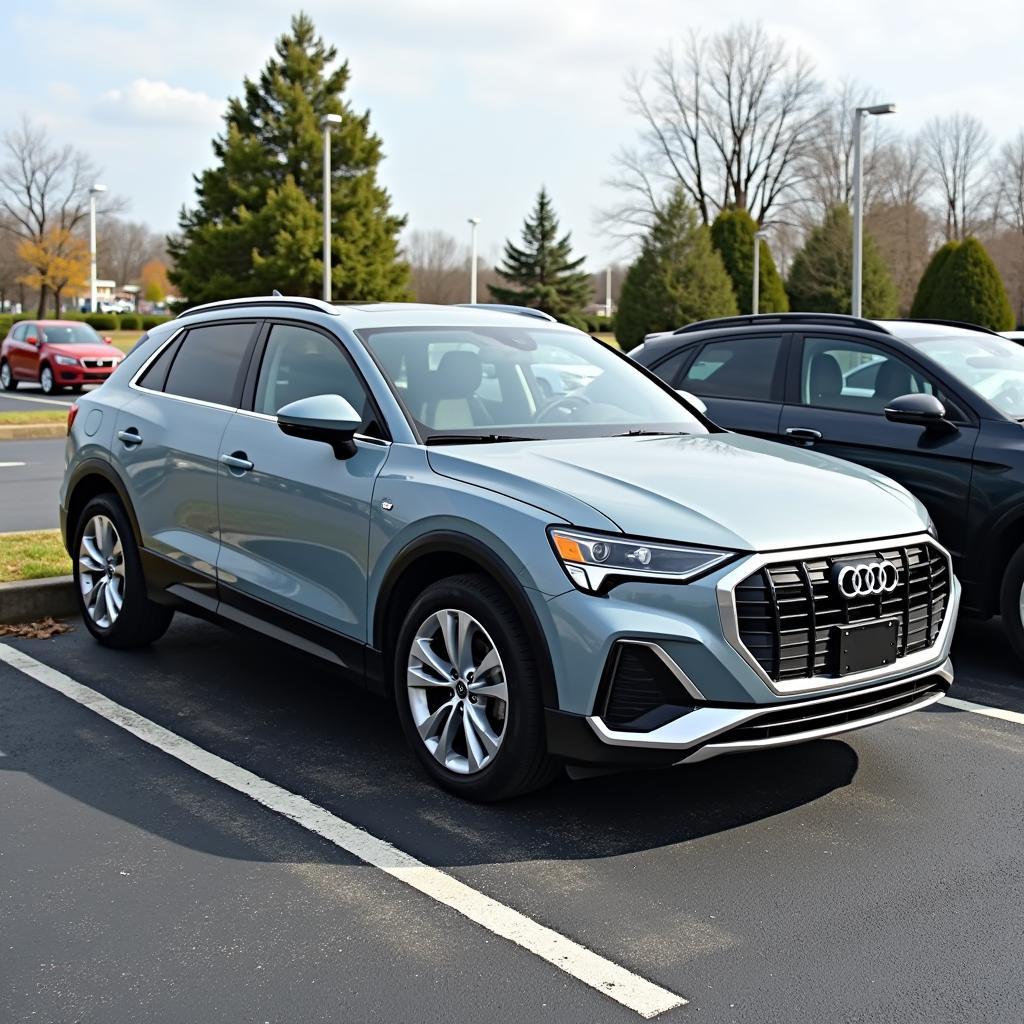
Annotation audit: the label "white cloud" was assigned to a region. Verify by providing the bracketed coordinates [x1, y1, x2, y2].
[96, 79, 222, 127]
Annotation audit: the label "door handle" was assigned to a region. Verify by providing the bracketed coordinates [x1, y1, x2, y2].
[785, 427, 822, 441]
[117, 428, 143, 447]
[220, 452, 254, 473]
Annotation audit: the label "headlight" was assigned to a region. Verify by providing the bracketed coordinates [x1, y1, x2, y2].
[926, 515, 938, 539]
[54, 355, 80, 366]
[549, 527, 736, 592]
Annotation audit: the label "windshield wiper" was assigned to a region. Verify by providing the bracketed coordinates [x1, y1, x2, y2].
[611, 429, 689, 438]
[425, 433, 541, 446]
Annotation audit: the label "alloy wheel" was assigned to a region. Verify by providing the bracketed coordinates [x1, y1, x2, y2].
[0, 362, 11, 389]
[406, 608, 509, 774]
[40, 366, 54, 393]
[78, 514, 125, 629]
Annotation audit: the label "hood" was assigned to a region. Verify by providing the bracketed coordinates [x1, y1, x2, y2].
[427, 432, 927, 552]
[46, 342, 121, 360]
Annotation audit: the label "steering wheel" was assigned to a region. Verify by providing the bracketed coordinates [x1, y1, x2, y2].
[993, 382, 1024, 411]
[536, 393, 593, 423]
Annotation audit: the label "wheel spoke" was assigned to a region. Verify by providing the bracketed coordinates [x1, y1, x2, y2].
[436, 610, 459, 668]
[465, 704, 500, 757]
[411, 635, 452, 681]
[434, 702, 462, 767]
[472, 646, 501, 680]
[407, 664, 454, 691]
[455, 612, 477, 675]
[462, 708, 487, 772]
[469, 677, 508, 703]
[82, 535, 104, 567]
[416, 698, 456, 741]
[107, 576, 124, 612]
[79, 552, 105, 574]
[103, 580, 119, 621]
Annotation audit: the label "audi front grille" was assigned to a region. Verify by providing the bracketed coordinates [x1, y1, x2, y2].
[732, 540, 950, 684]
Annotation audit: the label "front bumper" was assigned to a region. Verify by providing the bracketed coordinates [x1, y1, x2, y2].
[54, 364, 117, 385]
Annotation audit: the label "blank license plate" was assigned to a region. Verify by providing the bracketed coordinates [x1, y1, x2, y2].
[834, 619, 899, 676]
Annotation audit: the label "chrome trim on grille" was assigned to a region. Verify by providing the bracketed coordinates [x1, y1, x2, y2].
[716, 532, 958, 696]
[586, 659, 953, 751]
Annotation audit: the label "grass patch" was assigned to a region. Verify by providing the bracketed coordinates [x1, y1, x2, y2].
[106, 330, 144, 353]
[0, 529, 71, 583]
[593, 332, 620, 349]
[0, 409, 67, 425]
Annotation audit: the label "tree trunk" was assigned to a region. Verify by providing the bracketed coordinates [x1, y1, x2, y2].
[54, 286, 63, 315]
[36, 284, 48, 318]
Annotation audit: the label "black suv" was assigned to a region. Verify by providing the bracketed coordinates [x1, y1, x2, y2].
[633, 313, 1024, 662]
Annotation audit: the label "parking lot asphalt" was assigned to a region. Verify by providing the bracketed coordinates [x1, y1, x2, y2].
[0, 438, 66, 532]
[0, 385, 84, 416]
[2, 612, 1023, 1023]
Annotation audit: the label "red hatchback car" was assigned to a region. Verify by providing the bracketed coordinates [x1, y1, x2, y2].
[0, 320, 124, 394]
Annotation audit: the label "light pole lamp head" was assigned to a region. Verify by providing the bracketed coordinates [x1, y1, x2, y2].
[858, 103, 897, 117]
[90, 183, 107, 196]
[754, 230, 770, 240]
[468, 217, 481, 227]
[321, 113, 342, 129]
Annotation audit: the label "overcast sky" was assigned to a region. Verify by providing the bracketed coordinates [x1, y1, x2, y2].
[4, 0, 1023, 270]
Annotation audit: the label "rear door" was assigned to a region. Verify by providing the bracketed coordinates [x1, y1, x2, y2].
[9, 323, 37, 380]
[216, 321, 391, 644]
[673, 333, 788, 438]
[778, 333, 978, 560]
[114, 320, 260, 590]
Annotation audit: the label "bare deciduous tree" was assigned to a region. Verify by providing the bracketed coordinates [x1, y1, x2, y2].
[995, 130, 1024, 237]
[923, 112, 993, 241]
[404, 229, 466, 304]
[0, 117, 110, 315]
[97, 217, 168, 287]
[606, 23, 823, 240]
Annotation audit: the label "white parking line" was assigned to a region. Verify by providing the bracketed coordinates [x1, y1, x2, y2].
[0, 462, 27, 468]
[0, 392, 74, 407]
[0, 643, 685, 1019]
[940, 695, 1024, 726]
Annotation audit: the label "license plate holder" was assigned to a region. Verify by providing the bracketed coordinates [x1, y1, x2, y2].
[834, 618, 899, 676]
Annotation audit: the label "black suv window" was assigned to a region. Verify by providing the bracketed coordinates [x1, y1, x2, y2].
[163, 323, 255, 407]
[254, 323, 379, 434]
[680, 336, 783, 401]
[800, 336, 935, 414]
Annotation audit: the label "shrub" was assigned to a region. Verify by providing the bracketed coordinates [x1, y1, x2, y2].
[0, 315, 13, 336]
[118, 313, 142, 330]
[910, 242, 958, 319]
[141, 315, 173, 330]
[928, 237, 1014, 331]
[84, 314, 118, 331]
[710, 208, 789, 314]
[615, 188, 737, 351]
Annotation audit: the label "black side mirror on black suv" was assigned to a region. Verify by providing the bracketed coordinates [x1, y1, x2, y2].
[884, 393, 957, 434]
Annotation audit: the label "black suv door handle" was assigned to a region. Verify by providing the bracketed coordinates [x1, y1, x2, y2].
[117, 427, 143, 447]
[220, 451, 254, 473]
[785, 427, 822, 441]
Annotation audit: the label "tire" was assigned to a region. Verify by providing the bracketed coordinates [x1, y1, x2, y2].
[73, 493, 173, 648]
[0, 360, 17, 390]
[393, 573, 558, 801]
[39, 364, 59, 394]
[999, 543, 1024, 664]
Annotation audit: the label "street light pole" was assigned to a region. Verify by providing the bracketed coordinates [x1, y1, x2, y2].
[605, 266, 612, 318]
[321, 114, 342, 302]
[89, 184, 106, 314]
[852, 102, 896, 317]
[752, 230, 769, 314]
[468, 217, 480, 303]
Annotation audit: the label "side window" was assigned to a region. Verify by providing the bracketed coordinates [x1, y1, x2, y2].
[801, 337, 935, 414]
[254, 324, 378, 434]
[648, 347, 692, 388]
[136, 335, 180, 392]
[163, 322, 255, 407]
[11, 323, 26, 341]
[680, 336, 783, 401]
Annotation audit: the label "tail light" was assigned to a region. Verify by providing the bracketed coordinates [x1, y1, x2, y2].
[66, 402, 79, 435]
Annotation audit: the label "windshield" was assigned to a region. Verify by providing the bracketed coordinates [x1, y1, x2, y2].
[357, 326, 708, 442]
[907, 334, 1024, 418]
[40, 323, 103, 345]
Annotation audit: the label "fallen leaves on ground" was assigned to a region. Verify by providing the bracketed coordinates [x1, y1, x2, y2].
[0, 618, 72, 639]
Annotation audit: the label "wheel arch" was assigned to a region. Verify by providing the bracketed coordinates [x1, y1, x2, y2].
[64, 459, 142, 554]
[373, 531, 559, 709]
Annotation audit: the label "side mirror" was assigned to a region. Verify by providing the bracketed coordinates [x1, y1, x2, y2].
[884, 393, 956, 434]
[276, 393, 362, 459]
[25, 335, 39, 347]
[676, 388, 708, 415]
[103, 336, 113, 344]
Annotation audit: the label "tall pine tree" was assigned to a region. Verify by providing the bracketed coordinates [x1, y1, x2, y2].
[170, 14, 408, 305]
[488, 188, 592, 322]
[615, 189, 737, 351]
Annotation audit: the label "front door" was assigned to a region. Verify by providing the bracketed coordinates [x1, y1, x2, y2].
[779, 334, 978, 562]
[216, 322, 391, 644]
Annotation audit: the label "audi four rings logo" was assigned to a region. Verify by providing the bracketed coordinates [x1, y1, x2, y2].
[836, 560, 900, 598]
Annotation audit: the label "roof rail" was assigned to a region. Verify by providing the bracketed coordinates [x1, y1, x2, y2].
[456, 303, 557, 322]
[175, 295, 338, 320]
[672, 313, 893, 336]
[890, 317, 1003, 337]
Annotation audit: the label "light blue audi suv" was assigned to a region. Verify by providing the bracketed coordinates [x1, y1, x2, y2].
[60, 298, 959, 799]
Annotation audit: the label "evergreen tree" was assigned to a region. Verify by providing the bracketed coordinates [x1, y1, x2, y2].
[928, 237, 1014, 330]
[615, 189, 738, 351]
[910, 241, 958, 318]
[488, 188, 592, 322]
[170, 14, 408, 305]
[787, 205, 898, 318]
[710, 208, 789, 314]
